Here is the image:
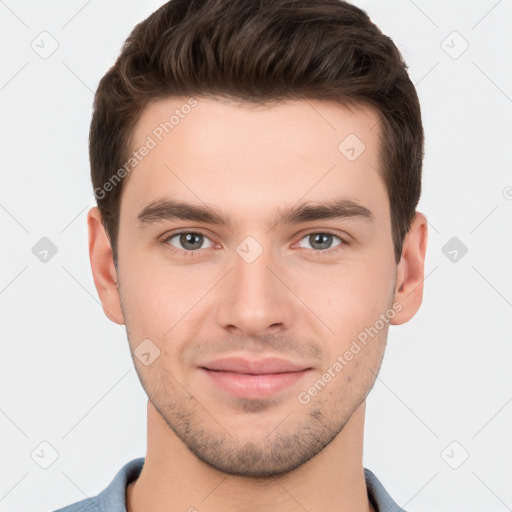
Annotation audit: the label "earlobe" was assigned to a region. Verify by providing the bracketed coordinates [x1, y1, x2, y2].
[87, 207, 125, 325]
[390, 212, 428, 325]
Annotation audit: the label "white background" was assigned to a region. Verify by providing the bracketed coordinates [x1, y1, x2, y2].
[1, 1, 511, 511]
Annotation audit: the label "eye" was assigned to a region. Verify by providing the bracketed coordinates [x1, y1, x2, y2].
[296, 232, 345, 253]
[160, 230, 347, 257]
[163, 231, 215, 253]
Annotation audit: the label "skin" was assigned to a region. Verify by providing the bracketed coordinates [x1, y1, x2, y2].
[88, 96, 427, 512]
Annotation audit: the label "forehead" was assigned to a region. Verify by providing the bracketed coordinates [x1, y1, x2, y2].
[120, 96, 388, 227]
[133, 95, 381, 151]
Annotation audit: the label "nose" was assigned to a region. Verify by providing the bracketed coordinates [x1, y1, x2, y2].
[214, 243, 295, 338]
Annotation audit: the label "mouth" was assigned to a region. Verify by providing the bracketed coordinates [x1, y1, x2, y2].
[198, 356, 312, 399]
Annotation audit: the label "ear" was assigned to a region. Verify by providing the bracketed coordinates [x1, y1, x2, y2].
[87, 207, 125, 325]
[390, 211, 428, 325]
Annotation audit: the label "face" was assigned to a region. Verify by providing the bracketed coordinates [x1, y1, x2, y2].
[97, 97, 410, 477]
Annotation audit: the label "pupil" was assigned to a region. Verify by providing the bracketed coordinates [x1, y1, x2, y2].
[311, 233, 331, 250]
[182, 233, 202, 250]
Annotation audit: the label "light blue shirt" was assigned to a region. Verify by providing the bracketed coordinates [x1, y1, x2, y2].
[53, 457, 407, 512]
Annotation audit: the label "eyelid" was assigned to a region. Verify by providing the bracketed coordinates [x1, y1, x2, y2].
[295, 228, 350, 244]
[160, 229, 218, 249]
[292, 229, 349, 256]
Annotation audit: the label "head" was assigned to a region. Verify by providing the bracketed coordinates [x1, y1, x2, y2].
[88, 0, 427, 477]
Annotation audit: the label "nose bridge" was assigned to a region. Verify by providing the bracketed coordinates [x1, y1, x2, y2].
[215, 236, 292, 336]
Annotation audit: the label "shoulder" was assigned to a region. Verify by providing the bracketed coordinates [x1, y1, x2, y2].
[53, 496, 102, 512]
[52, 458, 145, 512]
[364, 467, 409, 512]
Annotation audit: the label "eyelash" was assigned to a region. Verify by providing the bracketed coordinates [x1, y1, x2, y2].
[159, 230, 348, 258]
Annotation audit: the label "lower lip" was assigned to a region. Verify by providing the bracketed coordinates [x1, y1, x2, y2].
[200, 368, 311, 399]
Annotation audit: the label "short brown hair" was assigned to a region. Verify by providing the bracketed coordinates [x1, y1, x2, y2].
[90, 0, 423, 267]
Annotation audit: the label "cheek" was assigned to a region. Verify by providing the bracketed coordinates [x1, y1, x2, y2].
[293, 258, 394, 335]
[119, 253, 180, 338]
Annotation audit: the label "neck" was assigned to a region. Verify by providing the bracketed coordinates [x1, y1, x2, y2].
[127, 400, 374, 512]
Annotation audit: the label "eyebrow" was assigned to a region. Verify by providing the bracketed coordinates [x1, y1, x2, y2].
[136, 197, 373, 230]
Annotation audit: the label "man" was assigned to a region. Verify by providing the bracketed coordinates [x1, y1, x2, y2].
[56, 0, 427, 510]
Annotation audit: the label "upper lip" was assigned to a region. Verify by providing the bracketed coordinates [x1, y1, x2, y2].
[200, 357, 310, 374]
